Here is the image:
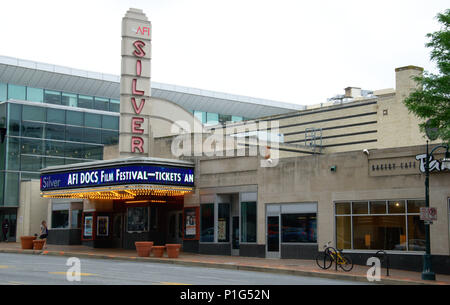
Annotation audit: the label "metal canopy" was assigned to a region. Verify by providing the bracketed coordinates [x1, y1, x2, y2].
[0, 55, 304, 119]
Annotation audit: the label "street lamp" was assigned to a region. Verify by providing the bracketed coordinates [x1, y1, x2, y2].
[422, 140, 450, 281]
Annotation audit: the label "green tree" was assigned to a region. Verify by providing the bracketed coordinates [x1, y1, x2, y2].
[404, 9, 450, 143]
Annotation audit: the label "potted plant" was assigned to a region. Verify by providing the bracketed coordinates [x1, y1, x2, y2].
[20, 236, 36, 249]
[135, 241, 153, 257]
[33, 239, 46, 250]
[152, 246, 165, 258]
[166, 244, 181, 258]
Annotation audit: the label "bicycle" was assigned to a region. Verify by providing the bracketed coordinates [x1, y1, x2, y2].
[315, 241, 353, 272]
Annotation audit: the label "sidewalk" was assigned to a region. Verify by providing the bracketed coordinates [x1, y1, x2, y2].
[0, 242, 449, 285]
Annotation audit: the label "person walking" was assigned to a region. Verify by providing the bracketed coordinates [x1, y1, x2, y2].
[39, 220, 48, 249]
[2, 219, 9, 242]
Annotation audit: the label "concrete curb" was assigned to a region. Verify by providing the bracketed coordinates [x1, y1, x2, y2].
[0, 249, 442, 285]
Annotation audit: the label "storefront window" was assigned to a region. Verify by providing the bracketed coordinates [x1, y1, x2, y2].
[218, 203, 230, 242]
[241, 201, 256, 243]
[200, 204, 214, 242]
[52, 210, 69, 229]
[71, 209, 82, 229]
[281, 213, 317, 243]
[127, 207, 149, 232]
[335, 200, 426, 251]
[336, 216, 351, 249]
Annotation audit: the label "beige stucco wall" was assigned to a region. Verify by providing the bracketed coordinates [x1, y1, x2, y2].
[17, 180, 49, 239]
[193, 145, 450, 255]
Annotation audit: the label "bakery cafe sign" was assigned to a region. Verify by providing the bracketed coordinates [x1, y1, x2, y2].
[369, 153, 449, 176]
[120, 8, 152, 156]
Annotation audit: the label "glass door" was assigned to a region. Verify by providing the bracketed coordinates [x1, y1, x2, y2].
[231, 216, 240, 255]
[266, 216, 280, 258]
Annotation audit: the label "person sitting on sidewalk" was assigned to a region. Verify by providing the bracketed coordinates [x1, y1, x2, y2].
[39, 220, 48, 249]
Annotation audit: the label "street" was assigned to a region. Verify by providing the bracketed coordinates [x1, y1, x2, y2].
[0, 253, 368, 285]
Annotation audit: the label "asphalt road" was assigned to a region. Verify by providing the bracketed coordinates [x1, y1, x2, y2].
[0, 253, 368, 285]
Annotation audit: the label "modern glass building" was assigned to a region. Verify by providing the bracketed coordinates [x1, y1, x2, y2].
[0, 81, 121, 241]
[0, 55, 302, 241]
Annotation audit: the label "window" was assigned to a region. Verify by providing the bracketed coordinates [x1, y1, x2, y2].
[101, 130, 119, 145]
[21, 138, 44, 155]
[64, 142, 83, 159]
[7, 84, 26, 100]
[109, 99, 120, 112]
[335, 200, 426, 251]
[22, 121, 44, 138]
[84, 128, 102, 143]
[84, 144, 103, 160]
[44, 90, 61, 105]
[23, 105, 45, 122]
[85, 113, 102, 128]
[7, 103, 21, 136]
[241, 201, 256, 242]
[218, 114, 232, 124]
[71, 209, 82, 229]
[102, 115, 119, 130]
[62, 93, 77, 107]
[66, 110, 83, 126]
[200, 204, 214, 242]
[281, 213, 317, 243]
[21, 155, 42, 171]
[127, 207, 149, 232]
[44, 157, 65, 168]
[78, 95, 93, 109]
[52, 210, 69, 229]
[0, 83, 6, 101]
[218, 203, 230, 242]
[27, 87, 43, 103]
[65, 126, 84, 142]
[45, 124, 65, 141]
[6, 137, 20, 170]
[94, 97, 109, 111]
[47, 108, 65, 124]
[194, 111, 206, 124]
[4, 172, 19, 206]
[232, 116, 243, 122]
[206, 112, 219, 125]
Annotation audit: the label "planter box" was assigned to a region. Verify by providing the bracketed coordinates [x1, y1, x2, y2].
[33, 239, 46, 250]
[166, 244, 181, 258]
[135, 241, 154, 257]
[20, 236, 36, 249]
[152, 246, 165, 258]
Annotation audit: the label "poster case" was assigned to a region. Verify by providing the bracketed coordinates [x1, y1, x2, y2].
[97, 216, 109, 237]
[183, 207, 200, 240]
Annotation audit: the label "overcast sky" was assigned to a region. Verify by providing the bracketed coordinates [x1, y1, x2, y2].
[0, 0, 448, 106]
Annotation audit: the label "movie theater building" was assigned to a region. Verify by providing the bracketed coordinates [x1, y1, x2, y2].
[4, 8, 450, 273]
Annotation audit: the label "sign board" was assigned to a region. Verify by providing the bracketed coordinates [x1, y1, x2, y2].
[120, 8, 152, 156]
[40, 164, 194, 191]
[420, 207, 437, 222]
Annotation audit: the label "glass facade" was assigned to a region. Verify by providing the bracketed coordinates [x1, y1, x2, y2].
[193, 110, 246, 126]
[0, 82, 120, 112]
[0, 101, 119, 206]
[335, 200, 426, 251]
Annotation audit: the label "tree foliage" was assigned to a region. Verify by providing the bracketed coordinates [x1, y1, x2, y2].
[404, 9, 450, 143]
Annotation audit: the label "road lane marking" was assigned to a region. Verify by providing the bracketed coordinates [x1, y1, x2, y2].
[0, 265, 9, 269]
[159, 281, 192, 285]
[48, 272, 97, 276]
[7, 281, 26, 285]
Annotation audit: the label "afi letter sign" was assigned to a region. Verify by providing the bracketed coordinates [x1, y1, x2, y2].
[120, 8, 152, 156]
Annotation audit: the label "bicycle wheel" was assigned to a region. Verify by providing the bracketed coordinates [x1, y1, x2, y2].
[338, 255, 353, 272]
[315, 252, 333, 270]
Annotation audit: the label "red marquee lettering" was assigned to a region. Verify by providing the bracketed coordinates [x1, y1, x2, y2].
[132, 79, 144, 95]
[131, 137, 144, 153]
[133, 41, 146, 57]
[132, 117, 144, 134]
[136, 60, 142, 76]
[131, 97, 145, 114]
